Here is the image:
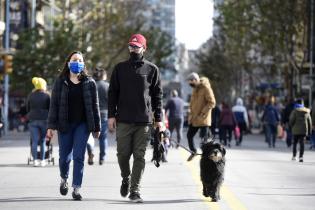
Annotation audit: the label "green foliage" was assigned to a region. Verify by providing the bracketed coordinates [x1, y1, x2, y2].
[12, 20, 87, 94]
[198, 0, 308, 99]
[11, 0, 175, 95]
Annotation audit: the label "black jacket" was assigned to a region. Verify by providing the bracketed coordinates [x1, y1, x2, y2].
[26, 90, 50, 121]
[47, 76, 101, 132]
[108, 57, 162, 123]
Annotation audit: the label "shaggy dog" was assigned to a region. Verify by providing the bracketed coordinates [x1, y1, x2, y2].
[200, 141, 226, 202]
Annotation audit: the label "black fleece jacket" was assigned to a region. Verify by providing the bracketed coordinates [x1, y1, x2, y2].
[47, 76, 101, 132]
[108, 57, 162, 124]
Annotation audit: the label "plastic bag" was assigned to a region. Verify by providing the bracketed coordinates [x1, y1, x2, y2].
[234, 126, 240, 139]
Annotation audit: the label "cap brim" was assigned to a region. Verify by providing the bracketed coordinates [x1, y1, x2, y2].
[129, 42, 143, 48]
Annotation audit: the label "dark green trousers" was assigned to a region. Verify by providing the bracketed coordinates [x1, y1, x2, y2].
[116, 123, 150, 192]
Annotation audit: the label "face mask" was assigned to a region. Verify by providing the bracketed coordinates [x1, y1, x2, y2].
[189, 83, 196, 88]
[130, 52, 143, 61]
[68, 61, 85, 74]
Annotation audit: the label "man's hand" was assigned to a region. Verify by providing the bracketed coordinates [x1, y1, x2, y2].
[108, 117, 116, 133]
[155, 121, 166, 132]
[46, 129, 55, 139]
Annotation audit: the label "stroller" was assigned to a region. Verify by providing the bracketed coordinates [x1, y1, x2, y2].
[27, 136, 55, 166]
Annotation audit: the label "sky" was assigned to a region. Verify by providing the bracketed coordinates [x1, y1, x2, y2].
[175, 0, 213, 50]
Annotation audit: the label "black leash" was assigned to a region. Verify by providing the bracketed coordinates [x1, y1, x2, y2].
[170, 135, 219, 156]
[170, 139, 202, 156]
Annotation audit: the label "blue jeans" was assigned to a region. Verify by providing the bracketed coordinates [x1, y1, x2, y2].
[29, 120, 47, 160]
[86, 119, 108, 160]
[311, 130, 315, 147]
[58, 122, 90, 188]
[169, 118, 183, 144]
[265, 124, 277, 147]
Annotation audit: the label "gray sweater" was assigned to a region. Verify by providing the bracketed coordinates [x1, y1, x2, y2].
[96, 80, 109, 119]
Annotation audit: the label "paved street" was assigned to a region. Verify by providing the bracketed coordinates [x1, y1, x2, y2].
[0, 130, 315, 210]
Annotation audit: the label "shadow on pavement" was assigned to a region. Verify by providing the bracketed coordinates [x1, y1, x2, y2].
[0, 197, 205, 204]
[0, 163, 58, 168]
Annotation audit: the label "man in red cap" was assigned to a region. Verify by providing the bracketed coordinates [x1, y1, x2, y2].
[108, 33, 163, 203]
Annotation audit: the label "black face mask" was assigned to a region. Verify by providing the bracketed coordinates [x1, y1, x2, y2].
[129, 52, 143, 61]
[189, 83, 196, 88]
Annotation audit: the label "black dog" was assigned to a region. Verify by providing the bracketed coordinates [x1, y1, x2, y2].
[200, 141, 226, 202]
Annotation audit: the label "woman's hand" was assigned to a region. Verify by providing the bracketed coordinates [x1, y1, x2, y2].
[46, 129, 55, 139]
[93, 131, 100, 139]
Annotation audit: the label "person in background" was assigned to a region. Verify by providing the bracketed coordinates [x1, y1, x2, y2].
[26, 77, 50, 167]
[210, 105, 221, 139]
[165, 89, 184, 148]
[186, 72, 216, 161]
[281, 98, 295, 147]
[261, 96, 280, 148]
[311, 101, 315, 150]
[289, 98, 312, 162]
[232, 97, 249, 146]
[46, 51, 101, 200]
[219, 102, 236, 147]
[86, 67, 109, 165]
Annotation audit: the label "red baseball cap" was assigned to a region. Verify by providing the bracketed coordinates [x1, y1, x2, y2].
[128, 34, 147, 49]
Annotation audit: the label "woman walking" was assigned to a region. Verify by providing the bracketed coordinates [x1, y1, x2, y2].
[46, 51, 100, 200]
[27, 77, 50, 167]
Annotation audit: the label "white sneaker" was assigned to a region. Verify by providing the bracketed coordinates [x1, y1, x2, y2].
[34, 160, 40, 167]
[40, 160, 46, 167]
[291, 156, 296, 161]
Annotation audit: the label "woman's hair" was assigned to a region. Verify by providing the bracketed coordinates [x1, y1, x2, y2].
[59, 51, 89, 80]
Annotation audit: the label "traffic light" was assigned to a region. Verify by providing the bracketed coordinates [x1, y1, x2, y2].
[3, 54, 13, 74]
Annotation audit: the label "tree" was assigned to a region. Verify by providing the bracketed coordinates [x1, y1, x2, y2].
[11, 0, 174, 95]
[205, 0, 308, 99]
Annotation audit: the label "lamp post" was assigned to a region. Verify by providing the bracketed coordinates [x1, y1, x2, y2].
[3, 0, 10, 134]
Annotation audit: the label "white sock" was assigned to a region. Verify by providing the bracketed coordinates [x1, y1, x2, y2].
[61, 178, 67, 184]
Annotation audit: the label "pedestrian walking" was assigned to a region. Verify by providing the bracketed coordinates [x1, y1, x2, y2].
[186, 72, 216, 161]
[261, 96, 280, 148]
[210, 105, 221, 139]
[232, 97, 249, 146]
[86, 67, 109, 165]
[26, 77, 50, 167]
[289, 98, 312, 162]
[46, 51, 101, 200]
[219, 102, 236, 147]
[311, 102, 315, 150]
[108, 34, 163, 203]
[165, 89, 184, 148]
[281, 98, 295, 147]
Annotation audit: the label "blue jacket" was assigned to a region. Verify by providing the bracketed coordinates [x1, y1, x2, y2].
[262, 104, 280, 125]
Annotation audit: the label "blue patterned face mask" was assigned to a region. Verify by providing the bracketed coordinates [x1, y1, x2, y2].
[68, 61, 85, 74]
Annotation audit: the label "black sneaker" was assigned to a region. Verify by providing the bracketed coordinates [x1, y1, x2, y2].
[88, 153, 94, 165]
[128, 191, 143, 203]
[299, 157, 303, 162]
[187, 153, 196, 162]
[99, 159, 104, 165]
[120, 178, 130, 197]
[72, 191, 82, 201]
[60, 181, 68, 196]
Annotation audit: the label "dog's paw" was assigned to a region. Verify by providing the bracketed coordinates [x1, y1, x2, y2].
[211, 197, 218, 202]
[203, 192, 210, 197]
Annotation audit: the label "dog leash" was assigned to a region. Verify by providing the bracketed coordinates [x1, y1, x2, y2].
[170, 139, 202, 155]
